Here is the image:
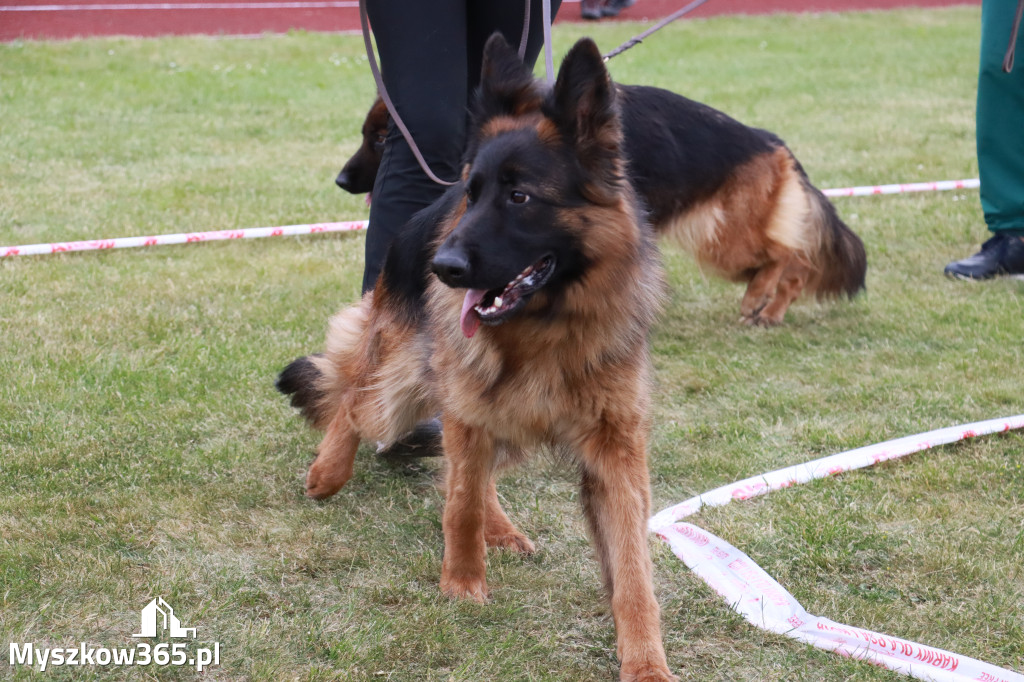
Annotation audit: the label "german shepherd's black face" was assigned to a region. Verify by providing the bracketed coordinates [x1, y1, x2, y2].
[432, 35, 624, 338]
[432, 127, 590, 336]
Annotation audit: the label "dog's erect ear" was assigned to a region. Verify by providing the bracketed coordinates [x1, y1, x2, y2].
[545, 38, 622, 198]
[475, 33, 543, 121]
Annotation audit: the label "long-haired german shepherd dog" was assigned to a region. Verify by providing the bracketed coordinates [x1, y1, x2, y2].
[280, 35, 675, 680]
[336, 80, 865, 326]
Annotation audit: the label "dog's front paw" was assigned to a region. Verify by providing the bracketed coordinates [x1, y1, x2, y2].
[440, 573, 489, 603]
[740, 312, 781, 328]
[304, 459, 349, 500]
[620, 661, 677, 682]
[486, 530, 536, 555]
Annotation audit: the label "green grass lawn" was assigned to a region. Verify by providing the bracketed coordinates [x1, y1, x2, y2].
[3, 7, 1023, 680]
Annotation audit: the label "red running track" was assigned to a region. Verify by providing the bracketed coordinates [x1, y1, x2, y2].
[1, 0, 978, 42]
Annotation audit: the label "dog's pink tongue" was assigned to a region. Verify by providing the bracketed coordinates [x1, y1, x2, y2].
[460, 289, 487, 339]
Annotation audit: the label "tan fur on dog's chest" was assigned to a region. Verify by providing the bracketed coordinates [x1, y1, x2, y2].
[427, 283, 651, 450]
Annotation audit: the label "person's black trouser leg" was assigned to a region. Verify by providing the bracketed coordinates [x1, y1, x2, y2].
[361, 0, 561, 293]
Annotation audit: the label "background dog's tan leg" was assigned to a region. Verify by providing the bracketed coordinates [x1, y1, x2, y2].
[581, 428, 676, 682]
[305, 410, 359, 500]
[756, 261, 810, 325]
[484, 478, 535, 554]
[740, 256, 790, 326]
[440, 417, 493, 603]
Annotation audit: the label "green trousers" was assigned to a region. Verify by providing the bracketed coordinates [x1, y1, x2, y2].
[977, 0, 1024, 236]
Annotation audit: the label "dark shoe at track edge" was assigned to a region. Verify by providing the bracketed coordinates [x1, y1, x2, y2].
[602, 0, 636, 15]
[580, 0, 603, 19]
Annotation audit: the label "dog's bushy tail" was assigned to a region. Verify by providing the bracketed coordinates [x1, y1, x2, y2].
[275, 299, 371, 431]
[276, 354, 334, 429]
[801, 175, 867, 299]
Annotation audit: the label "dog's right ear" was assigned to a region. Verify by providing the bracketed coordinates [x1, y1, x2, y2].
[475, 33, 543, 121]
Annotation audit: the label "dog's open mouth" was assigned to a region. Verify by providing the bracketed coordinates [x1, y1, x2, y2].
[459, 255, 556, 338]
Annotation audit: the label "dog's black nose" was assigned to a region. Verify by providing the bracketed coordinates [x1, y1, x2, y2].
[335, 170, 351, 190]
[431, 247, 471, 286]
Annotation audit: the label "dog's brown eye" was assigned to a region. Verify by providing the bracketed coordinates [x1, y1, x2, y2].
[510, 191, 529, 204]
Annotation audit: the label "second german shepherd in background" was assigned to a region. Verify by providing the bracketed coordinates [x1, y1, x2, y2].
[337, 82, 866, 326]
[281, 35, 675, 681]
[334, 96, 388, 202]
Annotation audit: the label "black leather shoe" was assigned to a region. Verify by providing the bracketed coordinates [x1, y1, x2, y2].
[602, 0, 636, 16]
[944, 234, 1024, 280]
[376, 418, 443, 458]
[580, 0, 603, 20]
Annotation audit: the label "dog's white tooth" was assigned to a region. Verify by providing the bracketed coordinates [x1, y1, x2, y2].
[493, 296, 503, 308]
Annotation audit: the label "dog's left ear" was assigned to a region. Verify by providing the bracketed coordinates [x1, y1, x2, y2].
[545, 38, 622, 198]
[475, 33, 543, 121]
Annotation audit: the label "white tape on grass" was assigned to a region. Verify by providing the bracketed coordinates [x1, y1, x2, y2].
[649, 415, 1024, 682]
[657, 522, 1022, 682]
[822, 178, 980, 198]
[0, 220, 367, 258]
[0, 178, 978, 259]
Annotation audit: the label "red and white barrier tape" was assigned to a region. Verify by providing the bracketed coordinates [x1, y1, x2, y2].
[822, 178, 980, 198]
[649, 415, 1024, 682]
[0, 220, 367, 258]
[0, 178, 978, 259]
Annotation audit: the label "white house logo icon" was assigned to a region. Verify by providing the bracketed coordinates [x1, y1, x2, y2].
[131, 597, 197, 639]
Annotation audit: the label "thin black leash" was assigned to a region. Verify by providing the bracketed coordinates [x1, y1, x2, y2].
[602, 0, 714, 61]
[358, 0, 463, 186]
[358, 0, 543, 186]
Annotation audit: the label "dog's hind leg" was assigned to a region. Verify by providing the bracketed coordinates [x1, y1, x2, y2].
[305, 409, 360, 500]
[439, 416, 493, 603]
[580, 427, 675, 682]
[485, 478, 535, 554]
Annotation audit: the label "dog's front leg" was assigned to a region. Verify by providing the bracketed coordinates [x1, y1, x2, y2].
[305, 408, 360, 500]
[440, 416, 493, 603]
[581, 427, 676, 682]
[739, 254, 790, 326]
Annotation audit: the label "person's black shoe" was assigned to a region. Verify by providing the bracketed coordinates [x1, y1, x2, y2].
[944, 234, 1024, 281]
[376, 418, 443, 458]
[580, 0, 603, 20]
[602, 0, 635, 16]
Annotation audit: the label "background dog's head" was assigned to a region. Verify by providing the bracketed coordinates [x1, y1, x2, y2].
[335, 97, 388, 199]
[432, 35, 632, 338]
